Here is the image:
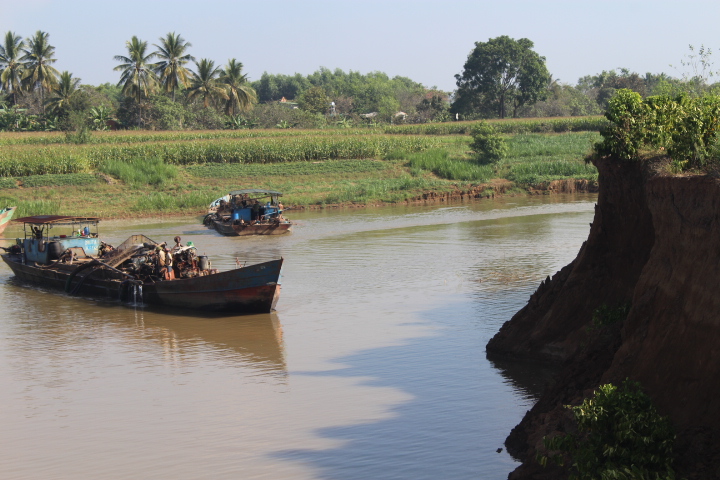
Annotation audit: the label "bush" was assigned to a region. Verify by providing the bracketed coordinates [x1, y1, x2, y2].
[541, 380, 676, 479]
[469, 122, 508, 164]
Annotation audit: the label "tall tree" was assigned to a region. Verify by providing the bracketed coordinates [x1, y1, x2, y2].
[45, 70, 80, 115]
[21, 30, 60, 113]
[452, 36, 550, 119]
[113, 36, 157, 125]
[153, 32, 194, 102]
[218, 59, 256, 115]
[186, 59, 227, 108]
[0, 31, 25, 106]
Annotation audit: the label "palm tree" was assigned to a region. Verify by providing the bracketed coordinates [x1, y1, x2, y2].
[45, 71, 80, 115]
[154, 32, 194, 102]
[186, 59, 227, 108]
[219, 58, 257, 115]
[114, 36, 157, 126]
[0, 31, 25, 106]
[21, 30, 60, 113]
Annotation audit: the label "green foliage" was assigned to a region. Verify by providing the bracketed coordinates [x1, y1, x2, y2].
[13, 199, 62, 217]
[381, 117, 608, 136]
[453, 36, 551, 119]
[406, 148, 494, 182]
[187, 159, 388, 178]
[0, 177, 16, 188]
[541, 380, 676, 480]
[592, 303, 631, 327]
[65, 126, 92, 144]
[20, 173, 98, 187]
[99, 156, 177, 187]
[322, 175, 446, 204]
[469, 122, 508, 164]
[595, 89, 647, 160]
[505, 161, 598, 185]
[89, 105, 112, 131]
[595, 89, 720, 170]
[225, 114, 258, 129]
[298, 86, 330, 115]
[252, 103, 326, 129]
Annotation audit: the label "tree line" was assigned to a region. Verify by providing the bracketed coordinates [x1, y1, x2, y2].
[0, 30, 717, 132]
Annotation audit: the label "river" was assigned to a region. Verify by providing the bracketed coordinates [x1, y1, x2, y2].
[0, 194, 596, 480]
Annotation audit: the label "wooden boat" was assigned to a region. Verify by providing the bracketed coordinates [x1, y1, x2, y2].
[0, 206, 17, 235]
[1, 215, 282, 314]
[204, 189, 292, 236]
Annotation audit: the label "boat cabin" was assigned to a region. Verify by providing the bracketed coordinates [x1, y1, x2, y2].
[211, 189, 285, 223]
[14, 215, 101, 265]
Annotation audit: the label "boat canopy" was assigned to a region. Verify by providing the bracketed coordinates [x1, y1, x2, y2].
[228, 189, 283, 197]
[13, 215, 100, 225]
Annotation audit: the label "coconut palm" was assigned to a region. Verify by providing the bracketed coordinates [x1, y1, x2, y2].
[114, 36, 157, 125]
[154, 32, 194, 102]
[186, 59, 227, 108]
[219, 58, 257, 115]
[21, 30, 60, 112]
[45, 71, 80, 115]
[0, 31, 25, 106]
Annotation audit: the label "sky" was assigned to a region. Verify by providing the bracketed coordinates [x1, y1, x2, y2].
[2, 0, 720, 92]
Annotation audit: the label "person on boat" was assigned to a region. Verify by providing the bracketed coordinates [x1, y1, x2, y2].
[251, 200, 261, 222]
[172, 236, 183, 251]
[156, 245, 166, 275]
[164, 245, 175, 280]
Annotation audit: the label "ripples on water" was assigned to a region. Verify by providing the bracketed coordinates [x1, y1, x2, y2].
[0, 195, 595, 479]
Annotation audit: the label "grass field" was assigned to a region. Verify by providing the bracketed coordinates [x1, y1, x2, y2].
[0, 124, 601, 219]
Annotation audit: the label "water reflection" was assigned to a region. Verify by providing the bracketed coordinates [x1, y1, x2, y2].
[488, 357, 560, 402]
[0, 195, 596, 480]
[2, 279, 286, 375]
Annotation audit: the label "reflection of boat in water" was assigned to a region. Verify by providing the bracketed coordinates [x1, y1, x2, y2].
[141, 312, 287, 373]
[204, 189, 292, 236]
[0, 206, 17, 235]
[4, 286, 287, 373]
[1, 215, 283, 315]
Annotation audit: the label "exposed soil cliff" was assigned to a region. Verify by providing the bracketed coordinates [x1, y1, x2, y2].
[488, 156, 720, 479]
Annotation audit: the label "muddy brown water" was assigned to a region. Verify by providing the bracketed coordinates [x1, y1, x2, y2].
[0, 194, 596, 480]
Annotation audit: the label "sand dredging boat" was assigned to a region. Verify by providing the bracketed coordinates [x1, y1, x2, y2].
[0, 216, 282, 314]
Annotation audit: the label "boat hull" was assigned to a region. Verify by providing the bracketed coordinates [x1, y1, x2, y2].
[1, 255, 283, 315]
[211, 219, 292, 236]
[0, 206, 17, 235]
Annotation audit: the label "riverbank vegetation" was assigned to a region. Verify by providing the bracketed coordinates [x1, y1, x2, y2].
[0, 125, 601, 219]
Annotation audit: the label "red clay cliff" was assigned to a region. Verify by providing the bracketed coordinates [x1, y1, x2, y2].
[487, 155, 720, 479]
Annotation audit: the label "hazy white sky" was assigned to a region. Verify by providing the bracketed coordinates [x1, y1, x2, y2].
[2, 0, 719, 91]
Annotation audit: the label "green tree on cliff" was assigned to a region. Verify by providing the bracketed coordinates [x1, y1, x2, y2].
[452, 36, 550, 119]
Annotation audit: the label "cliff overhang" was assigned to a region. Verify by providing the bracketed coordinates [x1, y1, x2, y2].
[488, 154, 720, 479]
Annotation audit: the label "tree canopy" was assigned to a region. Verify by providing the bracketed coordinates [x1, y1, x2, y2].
[452, 36, 550, 119]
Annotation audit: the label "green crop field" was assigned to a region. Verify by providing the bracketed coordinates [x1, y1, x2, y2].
[0, 121, 601, 218]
